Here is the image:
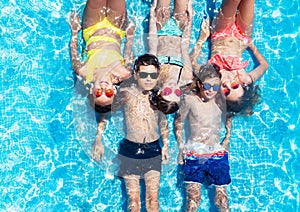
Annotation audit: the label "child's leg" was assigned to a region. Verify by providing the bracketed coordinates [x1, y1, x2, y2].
[157, 0, 172, 10]
[144, 170, 161, 212]
[173, 0, 190, 30]
[174, 0, 188, 13]
[155, 0, 171, 30]
[82, 0, 107, 28]
[236, 0, 255, 36]
[211, 0, 241, 33]
[107, 0, 126, 13]
[106, 0, 127, 29]
[124, 175, 141, 212]
[185, 183, 201, 212]
[215, 186, 229, 212]
[220, 0, 241, 19]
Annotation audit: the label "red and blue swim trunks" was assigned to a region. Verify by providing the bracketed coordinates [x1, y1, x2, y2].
[183, 151, 231, 186]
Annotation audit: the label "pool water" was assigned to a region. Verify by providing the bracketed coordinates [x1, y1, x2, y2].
[1, 0, 299, 211]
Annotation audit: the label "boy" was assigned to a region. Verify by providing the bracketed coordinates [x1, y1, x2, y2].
[175, 64, 230, 212]
[92, 54, 170, 212]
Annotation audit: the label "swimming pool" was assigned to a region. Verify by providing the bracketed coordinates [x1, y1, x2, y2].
[1, 0, 299, 211]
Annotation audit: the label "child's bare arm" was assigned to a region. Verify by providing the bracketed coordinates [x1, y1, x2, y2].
[123, 21, 136, 71]
[190, 17, 210, 71]
[175, 113, 184, 164]
[221, 116, 232, 151]
[180, 0, 194, 82]
[69, 12, 85, 76]
[92, 115, 108, 162]
[247, 43, 269, 84]
[148, 0, 158, 55]
[159, 114, 170, 164]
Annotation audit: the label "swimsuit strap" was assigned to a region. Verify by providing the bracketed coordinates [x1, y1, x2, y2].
[177, 66, 183, 85]
[157, 56, 184, 67]
[157, 56, 184, 84]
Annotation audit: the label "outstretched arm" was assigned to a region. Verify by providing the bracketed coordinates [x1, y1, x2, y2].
[175, 97, 190, 164]
[92, 114, 108, 162]
[221, 116, 232, 151]
[69, 12, 85, 76]
[247, 42, 269, 84]
[190, 17, 210, 71]
[174, 113, 184, 164]
[159, 114, 170, 164]
[123, 21, 136, 71]
[180, 0, 193, 81]
[148, 0, 158, 55]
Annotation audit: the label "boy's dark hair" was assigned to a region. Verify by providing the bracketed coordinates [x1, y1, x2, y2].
[133, 54, 160, 73]
[194, 64, 219, 83]
[193, 64, 220, 92]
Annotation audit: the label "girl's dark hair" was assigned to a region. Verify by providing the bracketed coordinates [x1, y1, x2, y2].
[157, 95, 179, 114]
[88, 92, 111, 114]
[148, 88, 179, 114]
[226, 84, 261, 116]
[133, 54, 160, 73]
[94, 104, 111, 114]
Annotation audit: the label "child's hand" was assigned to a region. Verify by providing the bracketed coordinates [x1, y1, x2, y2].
[237, 70, 253, 85]
[187, 0, 193, 23]
[126, 21, 135, 36]
[199, 17, 210, 41]
[69, 12, 81, 33]
[162, 145, 170, 165]
[151, 0, 157, 11]
[92, 137, 104, 162]
[221, 138, 230, 152]
[177, 151, 184, 165]
[150, 0, 157, 23]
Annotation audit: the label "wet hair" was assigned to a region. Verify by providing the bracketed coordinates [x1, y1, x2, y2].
[194, 64, 220, 92]
[157, 64, 171, 85]
[88, 93, 111, 114]
[157, 94, 179, 114]
[94, 104, 111, 114]
[226, 83, 261, 116]
[148, 88, 179, 114]
[194, 64, 219, 83]
[134, 54, 179, 114]
[133, 54, 160, 73]
[148, 88, 159, 109]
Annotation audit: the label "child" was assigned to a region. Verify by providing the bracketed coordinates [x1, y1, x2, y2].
[92, 54, 170, 212]
[148, 0, 194, 114]
[175, 64, 230, 212]
[69, 0, 135, 112]
[190, 0, 268, 115]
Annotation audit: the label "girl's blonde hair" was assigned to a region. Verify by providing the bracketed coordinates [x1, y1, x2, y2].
[157, 64, 171, 85]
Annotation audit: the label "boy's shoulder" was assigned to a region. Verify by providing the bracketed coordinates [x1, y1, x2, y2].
[183, 93, 200, 102]
[179, 93, 200, 110]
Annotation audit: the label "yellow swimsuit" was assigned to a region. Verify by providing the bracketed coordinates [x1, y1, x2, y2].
[83, 17, 126, 84]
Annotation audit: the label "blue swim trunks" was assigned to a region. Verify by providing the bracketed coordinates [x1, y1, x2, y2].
[183, 151, 231, 186]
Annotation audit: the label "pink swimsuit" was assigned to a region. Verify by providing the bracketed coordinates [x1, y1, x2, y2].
[209, 22, 251, 71]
